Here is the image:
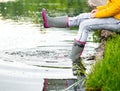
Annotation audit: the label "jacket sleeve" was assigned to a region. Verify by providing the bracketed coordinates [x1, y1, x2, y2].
[97, 5, 107, 10]
[95, 3, 120, 18]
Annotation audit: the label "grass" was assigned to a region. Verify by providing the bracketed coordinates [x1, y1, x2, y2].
[86, 34, 120, 91]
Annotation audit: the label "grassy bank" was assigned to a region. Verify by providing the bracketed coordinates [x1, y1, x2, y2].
[86, 34, 120, 91]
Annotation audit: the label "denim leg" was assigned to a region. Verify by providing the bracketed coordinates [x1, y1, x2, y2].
[75, 17, 120, 42]
[68, 13, 91, 27]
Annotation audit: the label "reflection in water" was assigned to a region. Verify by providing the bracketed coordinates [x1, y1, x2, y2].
[43, 78, 86, 91]
[43, 79, 76, 91]
[0, 18, 98, 90]
[0, 0, 97, 91]
[0, 19, 98, 91]
[0, 0, 90, 24]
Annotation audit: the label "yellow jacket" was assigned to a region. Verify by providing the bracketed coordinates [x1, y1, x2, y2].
[95, 0, 120, 20]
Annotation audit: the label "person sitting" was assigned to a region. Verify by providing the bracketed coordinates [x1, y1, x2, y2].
[41, 0, 120, 76]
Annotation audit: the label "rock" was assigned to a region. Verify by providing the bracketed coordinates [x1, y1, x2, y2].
[95, 30, 114, 60]
[100, 30, 114, 41]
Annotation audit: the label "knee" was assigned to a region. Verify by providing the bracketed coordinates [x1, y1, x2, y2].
[80, 20, 92, 31]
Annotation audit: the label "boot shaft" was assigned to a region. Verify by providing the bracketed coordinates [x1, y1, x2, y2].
[41, 9, 69, 28]
[71, 40, 86, 76]
[47, 15, 69, 28]
[71, 40, 85, 62]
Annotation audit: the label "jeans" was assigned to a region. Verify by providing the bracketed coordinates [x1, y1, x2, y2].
[69, 13, 120, 42]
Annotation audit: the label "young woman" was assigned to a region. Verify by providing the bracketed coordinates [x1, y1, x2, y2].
[41, 0, 120, 75]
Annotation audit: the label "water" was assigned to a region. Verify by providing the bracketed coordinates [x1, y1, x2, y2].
[0, 19, 76, 91]
[0, 0, 99, 91]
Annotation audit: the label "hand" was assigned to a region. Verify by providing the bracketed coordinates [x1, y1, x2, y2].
[91, 9, 98, 13]
[90, 12, 96, 18]
[90, 9, 98, 18]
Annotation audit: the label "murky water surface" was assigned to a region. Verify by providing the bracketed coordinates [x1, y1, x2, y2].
[0, 0, 99, 91]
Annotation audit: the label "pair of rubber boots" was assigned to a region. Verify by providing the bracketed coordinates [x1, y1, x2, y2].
[41, 8, 86, 76]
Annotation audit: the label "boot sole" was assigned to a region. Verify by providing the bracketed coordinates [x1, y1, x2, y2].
[41, 8, 49, 28]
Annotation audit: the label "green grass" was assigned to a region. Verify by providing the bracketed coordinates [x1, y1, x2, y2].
[86, 34, 120, 91]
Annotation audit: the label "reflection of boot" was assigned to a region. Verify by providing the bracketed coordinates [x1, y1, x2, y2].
[41, 8, 69, 28]
[71, 40, 86, 76]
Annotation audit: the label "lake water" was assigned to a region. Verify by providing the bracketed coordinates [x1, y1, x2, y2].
[0, 0, 99, 91]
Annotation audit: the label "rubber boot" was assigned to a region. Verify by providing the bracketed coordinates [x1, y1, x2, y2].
[71, 40, 86, 76]
[41, 8, 69, 28]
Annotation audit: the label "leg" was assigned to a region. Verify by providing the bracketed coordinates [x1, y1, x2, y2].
[69, 13, 91, 27]
[71, 17, 120, 76]
[71, 39, 86, 76]
[76, 17, 120, 42]
[41, 8, 91, 28]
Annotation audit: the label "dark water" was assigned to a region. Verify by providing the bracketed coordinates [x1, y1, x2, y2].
[0, 0, 90, 23]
